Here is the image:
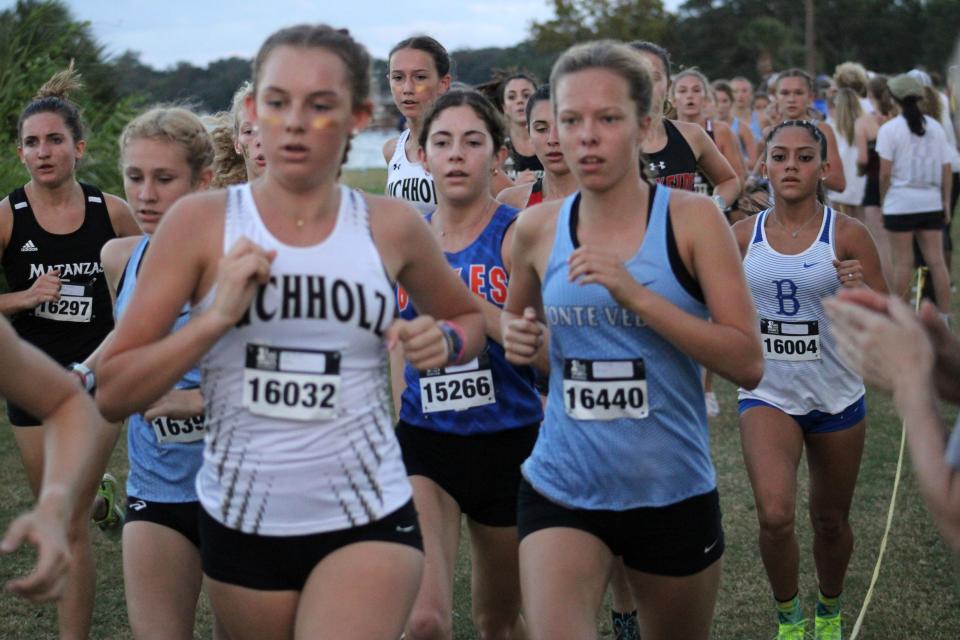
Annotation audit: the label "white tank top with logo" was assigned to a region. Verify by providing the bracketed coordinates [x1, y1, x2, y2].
[385, 128, 437, 216]
[192, 183, 409, 535]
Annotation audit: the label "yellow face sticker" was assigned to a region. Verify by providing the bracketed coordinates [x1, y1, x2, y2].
[415, 83, 430, 94]
[311, 116, 333, 130]
[259, 114, 282, 127]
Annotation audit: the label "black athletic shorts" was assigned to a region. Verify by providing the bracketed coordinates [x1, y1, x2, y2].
[199, 500, 423, 591]
[124, 496, 201, 549]
[516, 479, 724, 577]
[7, 401, 41, 427]
[396, 421, 538, 527]
[883, 211, 945, 232]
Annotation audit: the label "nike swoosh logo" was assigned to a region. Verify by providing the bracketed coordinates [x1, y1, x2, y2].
[803, 262, 817, 268]
[704, 538, 720, 554]
[395, 525, 416, 533]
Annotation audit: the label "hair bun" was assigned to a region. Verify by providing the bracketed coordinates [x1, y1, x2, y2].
[34, 60, 83, 101]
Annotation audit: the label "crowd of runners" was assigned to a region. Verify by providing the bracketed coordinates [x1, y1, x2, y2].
[1, 21, 959, 640]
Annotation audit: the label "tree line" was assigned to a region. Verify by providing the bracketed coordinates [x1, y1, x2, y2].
[1, 0, 958, 198]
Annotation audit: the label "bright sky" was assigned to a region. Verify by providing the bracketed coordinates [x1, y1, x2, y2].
[17, 0, 682, 68]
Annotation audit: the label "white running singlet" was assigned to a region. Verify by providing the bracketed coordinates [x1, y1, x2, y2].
[385, 129, 437, 216]
[193, 184, 409, 535]
[738, 207, 865, 415]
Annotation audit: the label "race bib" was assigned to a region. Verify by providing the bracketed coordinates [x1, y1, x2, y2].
[420, 356, 495, 414]
[563, 358, 648, 421]
[35, 283, 92, 322]
[242, 345, 341, 421]
[761, 319, 821, 361]
[151, 414, 205, 444]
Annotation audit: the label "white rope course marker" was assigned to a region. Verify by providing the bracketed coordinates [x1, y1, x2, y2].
[849, 267, 927, 640]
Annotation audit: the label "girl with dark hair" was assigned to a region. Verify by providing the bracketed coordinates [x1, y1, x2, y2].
[878, 73, 953, 315]
[714, 79, 759, 169]
[0, 64, 139, 640]
[394, 89, 542, 640]
[498, 85, 578, 209]
[383, 35, 452, 216]
[500, 73, 543, 184]
[96, 25, 485, 640]
[732, 120, 885, 640]
[503, 39, 762, 640]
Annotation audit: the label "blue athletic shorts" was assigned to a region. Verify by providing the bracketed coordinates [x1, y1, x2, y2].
[737, 396, 866, 434]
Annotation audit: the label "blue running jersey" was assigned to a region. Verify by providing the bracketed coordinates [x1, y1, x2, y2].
[115, 237, 204, 502]
[523, 185, 715, 510]
[397, 204, 542, 434]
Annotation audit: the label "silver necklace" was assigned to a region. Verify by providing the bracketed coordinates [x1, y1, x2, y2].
[772, 205, 821, 239]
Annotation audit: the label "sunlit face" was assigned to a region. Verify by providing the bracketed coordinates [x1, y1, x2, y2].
[637, 51, 670, 116]
[714, 89, 733, 120]
[250, 45, 370, 187]
[234, 107, 265, 179]
[18, 112, 84, 187]
[775, 76, 812, 120]
[763, 126, 826, 203]
[388, 48, 450, 122]
[123, 137, 205, 235]
[731, 79, 753, 109]
[420, 104, 498, 205]
[556, 67, 647, 192]
[503, 78, 536, 127]
[673, 75, 706, 119]
[528, 99, 568, 176]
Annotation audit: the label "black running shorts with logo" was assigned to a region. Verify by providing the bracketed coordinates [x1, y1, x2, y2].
[199, 500, 423, 591]
[517, 479, 724, 577]
[124, 496, 202, 549]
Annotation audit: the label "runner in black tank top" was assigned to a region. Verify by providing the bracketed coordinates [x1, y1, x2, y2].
[0, 65, 138, 640]
[3, 184, 115, 367]
[497, 85, 578, 212]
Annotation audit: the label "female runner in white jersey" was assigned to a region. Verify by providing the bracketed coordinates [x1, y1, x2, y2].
[502, 40, 763, 640]
[498, 84, 578, 209]
[383, 36, 451, 216]
[95, 24, 485, 640]
[731, 120, 885, 640]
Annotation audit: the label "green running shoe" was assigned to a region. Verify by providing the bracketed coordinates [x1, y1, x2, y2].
[777, 618, 807, 640]
[815, 611, 841, 640]
[93, 473, 124, 531]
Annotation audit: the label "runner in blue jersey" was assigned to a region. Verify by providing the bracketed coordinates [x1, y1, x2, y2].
[81, 107, 227, 639]
[392, 89, 543, 640]
[502, 41, 763, 640]
[731, 120, 886, 640]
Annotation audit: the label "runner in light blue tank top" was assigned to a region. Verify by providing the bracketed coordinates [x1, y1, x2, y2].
[502, 41, 763, 640]
[525, 185, 713, 509]
[115, 237, 204, 503]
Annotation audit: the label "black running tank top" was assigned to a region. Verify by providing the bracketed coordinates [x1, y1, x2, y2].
[1, 183, 116, 363]
[643, 119, 698, 192]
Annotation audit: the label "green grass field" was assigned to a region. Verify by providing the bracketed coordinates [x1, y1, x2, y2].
[0, 169, 958, 638]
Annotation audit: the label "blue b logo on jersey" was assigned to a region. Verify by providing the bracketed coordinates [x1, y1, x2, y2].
[773, 279, 799, 316]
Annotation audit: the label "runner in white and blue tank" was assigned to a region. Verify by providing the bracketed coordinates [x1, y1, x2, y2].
[732, 120, 886, 640]
[391, 90, 542, 640]
[503, 41, 763, 640]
